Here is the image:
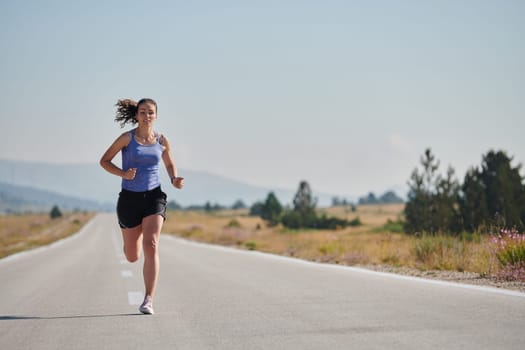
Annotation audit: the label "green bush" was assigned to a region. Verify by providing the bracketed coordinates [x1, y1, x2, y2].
[260, 192, 283, 226]
[490, 229, 525, 281]
[281, 211, 307, 229]
[383, 219, 404, 232]
[372, 219, 403, 233]
[348, 217, 362, 227]
[249, 202, 264, 216]
[280, 211, 353, 230]
[245, 241, 257, 250]
[497, 245, 525, 267]
[314, 214, 349, 229]
[50, 205, 62, 219]
[492, 230, 525, 266]
[225, 219, 242, 228]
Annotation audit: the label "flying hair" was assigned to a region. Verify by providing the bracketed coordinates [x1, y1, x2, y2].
[114, 98, 158, 128]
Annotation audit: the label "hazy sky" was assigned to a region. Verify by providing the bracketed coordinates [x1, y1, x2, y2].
[1, 0, 524, 198]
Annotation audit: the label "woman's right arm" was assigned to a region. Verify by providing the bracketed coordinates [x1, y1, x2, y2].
[99, 132, 136, 180]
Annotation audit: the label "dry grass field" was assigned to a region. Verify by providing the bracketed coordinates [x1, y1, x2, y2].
[0, 204, 505, 279]
[2, 205, 522, 289]
[162, 204, 497, 276]
[0, 212, 95, 259]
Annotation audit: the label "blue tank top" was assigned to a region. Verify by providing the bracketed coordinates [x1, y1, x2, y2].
[121, 129, 163, 192]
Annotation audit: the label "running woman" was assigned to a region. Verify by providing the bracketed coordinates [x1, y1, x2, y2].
[100, 98, 184, 315]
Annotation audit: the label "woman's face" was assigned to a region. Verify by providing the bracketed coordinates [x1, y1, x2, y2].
[136, 102, 157, 126]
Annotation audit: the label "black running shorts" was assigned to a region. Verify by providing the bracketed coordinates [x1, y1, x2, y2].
[116, 186, 167, 229]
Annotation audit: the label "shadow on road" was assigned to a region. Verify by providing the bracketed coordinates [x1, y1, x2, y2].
[0, 313, 142, 320]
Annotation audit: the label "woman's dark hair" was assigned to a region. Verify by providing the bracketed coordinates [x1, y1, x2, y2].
[115, 98, 158, 127]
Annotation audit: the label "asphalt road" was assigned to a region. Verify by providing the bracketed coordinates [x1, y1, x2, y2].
[1, 213, 525, 350]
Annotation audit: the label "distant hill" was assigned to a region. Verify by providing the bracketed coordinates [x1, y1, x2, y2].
[0, 159, 353, 209]
[0, 182, 110, 213]
[0, 159, 406, 211]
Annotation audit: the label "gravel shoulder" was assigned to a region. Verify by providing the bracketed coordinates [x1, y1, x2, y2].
[358, 264, 525, 293]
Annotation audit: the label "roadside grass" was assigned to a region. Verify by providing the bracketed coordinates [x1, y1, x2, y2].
[489, 229, 525, 281]
[162, 204, 498, 276]
[1, 204, 513, 280]
[413, 233, 492, 273]
[0, 212, 95, 259]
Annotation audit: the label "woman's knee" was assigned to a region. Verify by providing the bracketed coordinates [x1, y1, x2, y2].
[124, 248, 141, 262]
[121, 226, 143, 262]
[126, 254, 140, 263]
[143, 237, 159, 257]
[126, 256, 139, 263]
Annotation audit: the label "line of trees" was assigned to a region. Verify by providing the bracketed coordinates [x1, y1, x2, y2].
[357, 191, 404, 205]
[167, 199, 247, 212]
[405, 148, 525, 235]
[250, 181, 360, 229]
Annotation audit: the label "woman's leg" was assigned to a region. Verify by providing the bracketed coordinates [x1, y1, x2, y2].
[141, 214, 163, 298]
[121, 225, 143, 262]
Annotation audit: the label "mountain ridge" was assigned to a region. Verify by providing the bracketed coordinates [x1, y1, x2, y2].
[0, 181, 111, 213]
[0, 159, 357, 208]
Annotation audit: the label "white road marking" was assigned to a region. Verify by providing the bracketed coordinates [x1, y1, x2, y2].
[121, 270, 133, 278]
[128, 291, 144, 305]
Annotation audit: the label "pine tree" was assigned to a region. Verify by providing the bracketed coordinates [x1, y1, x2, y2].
[404, 149, 460, 234]
[50, 205, 62, 219]
[479, 150, 525, 230]
[434, 166, 461, 234]
[231, 199, 247, 210]
[459, 167, 488, 231]
[293, 181, 317, 216]
[405, 149, 439, 233]
[249, 201, 264, 216]
[260, 192, 283, 226]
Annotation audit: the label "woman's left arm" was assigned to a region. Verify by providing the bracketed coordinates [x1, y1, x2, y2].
[161, 135, 184, 189]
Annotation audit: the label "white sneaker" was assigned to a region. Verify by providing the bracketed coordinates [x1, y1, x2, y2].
[139, 296, 154, 315]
